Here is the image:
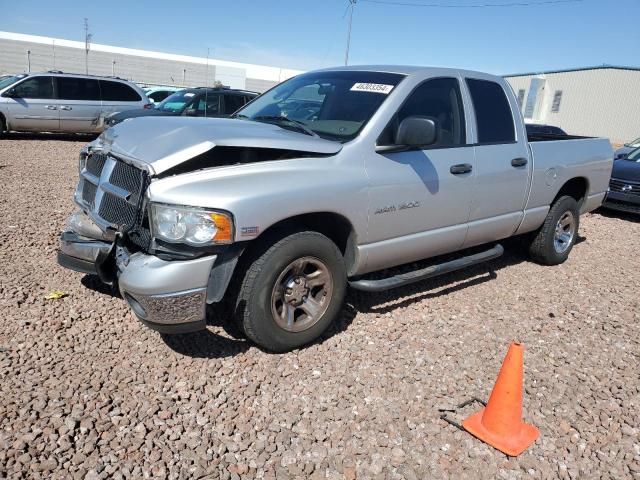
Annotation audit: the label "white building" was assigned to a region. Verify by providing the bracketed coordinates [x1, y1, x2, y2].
[0, 31, 303, 93]
[505, 66, 640, 145]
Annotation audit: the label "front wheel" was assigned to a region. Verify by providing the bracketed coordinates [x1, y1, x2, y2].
[235, 231, 347, 352]
[527, 195, 580, 265]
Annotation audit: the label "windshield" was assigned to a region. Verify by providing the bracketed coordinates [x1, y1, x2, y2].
[234, 71, 405, 141]
[0, 74, 26, 90]
[627, 137, 640, 147]
[155, 90, 197, 113]
[627, 147, 640, 161]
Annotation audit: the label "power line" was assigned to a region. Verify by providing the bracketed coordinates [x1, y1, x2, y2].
[360, 0, 582, 8]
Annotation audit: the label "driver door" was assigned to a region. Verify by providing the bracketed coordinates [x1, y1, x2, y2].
[5, 76, 60, 132]
[363, 77, 475, 272]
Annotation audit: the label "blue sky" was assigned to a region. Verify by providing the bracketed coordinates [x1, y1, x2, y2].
[1, 0, 639, 75]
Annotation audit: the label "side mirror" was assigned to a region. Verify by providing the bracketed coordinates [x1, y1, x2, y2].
[396, 116, 437, 147]
[184, 108, 198, 117]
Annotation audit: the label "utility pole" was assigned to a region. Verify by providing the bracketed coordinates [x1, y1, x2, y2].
[345, 0, 357, 66]
[52, 40, 56, 69]
[26, 50, 31, 72]
[112, 60, 116, 76]
[84, 18, 92, 75]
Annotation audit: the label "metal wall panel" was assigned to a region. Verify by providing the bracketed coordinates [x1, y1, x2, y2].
[507, 69, 640, 144]
[0, 33, 301, 93]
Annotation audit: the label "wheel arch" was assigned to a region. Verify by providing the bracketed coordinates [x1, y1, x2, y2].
[553, 176, 589, 208]
[252, 211, 359, 275]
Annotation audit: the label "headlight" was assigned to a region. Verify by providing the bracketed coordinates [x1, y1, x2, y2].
[150, 204, 234, 246]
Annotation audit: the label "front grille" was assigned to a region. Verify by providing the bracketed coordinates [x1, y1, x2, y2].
[86, 152, 107, 177]
[98, 192, 138, 227]
[609, 178, 640, 196]
[76, 152, 147, 234]
[81, 181, 97, 209]
[110, 161, 144, 195]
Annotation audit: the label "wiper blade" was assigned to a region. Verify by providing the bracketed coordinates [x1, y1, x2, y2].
[252, 115, 319, 138]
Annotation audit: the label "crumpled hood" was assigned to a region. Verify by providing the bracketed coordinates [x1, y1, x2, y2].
[97, 116, 342, 175]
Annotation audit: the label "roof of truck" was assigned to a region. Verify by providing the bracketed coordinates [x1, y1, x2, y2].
[314, 65, 496, 78]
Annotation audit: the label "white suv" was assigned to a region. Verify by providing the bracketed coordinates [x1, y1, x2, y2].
[0, 72, 150, 135]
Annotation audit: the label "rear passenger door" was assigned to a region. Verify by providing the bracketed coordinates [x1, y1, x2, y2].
[4, 76, 59, 132]
[462, 77, 531, 248]
[99, 80, 143, 117]
[56, 77, 102, 133]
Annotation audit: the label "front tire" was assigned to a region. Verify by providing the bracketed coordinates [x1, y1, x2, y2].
[235, 231, 347, 352]
[528, 195, 580, 265]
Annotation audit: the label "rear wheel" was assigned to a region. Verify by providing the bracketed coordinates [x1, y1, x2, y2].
[235, 231, 346, 352]
[0, 115, 6, 138]
[528, 195, 579, 265]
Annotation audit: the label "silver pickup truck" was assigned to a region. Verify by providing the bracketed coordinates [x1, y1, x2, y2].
[58, 66, 613, 352]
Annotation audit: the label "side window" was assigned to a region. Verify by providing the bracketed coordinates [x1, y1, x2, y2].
[379, 77, 466, 147]
[12, 77, 54, 99]
[57, 77, 100, 101]
[148, 91, 169, 102]
[99, 81, 142, 102]
[466, 79, 515, 144]
[224, 94, 246, 114]
[193, 94, 221, 116]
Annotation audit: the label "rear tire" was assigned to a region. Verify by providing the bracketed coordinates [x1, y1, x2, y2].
[0, 115, 6, 138]
[528, 195, 580, 265]
[235, 231, 346, 352]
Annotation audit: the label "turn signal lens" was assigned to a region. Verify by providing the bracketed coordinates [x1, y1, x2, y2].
[210, 213, 233, 243]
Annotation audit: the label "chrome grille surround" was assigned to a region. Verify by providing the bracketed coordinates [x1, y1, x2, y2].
[75, 151, 147, 232]
[609, 178, 640, 196]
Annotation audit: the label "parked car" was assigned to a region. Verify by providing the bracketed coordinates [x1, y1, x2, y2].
[603, 147, 640, 213]
[525, 123, 568, 137]
[105, 87, 258, 127]
[0, 72, 150, 135]
[142, 86, 184, 104]
[58, 66, 613, 352]
[614, 136, 640, 159]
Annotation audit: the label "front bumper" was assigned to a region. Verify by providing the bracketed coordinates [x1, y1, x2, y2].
[602, 190, 640, 214]
[58, 213, 217, 334]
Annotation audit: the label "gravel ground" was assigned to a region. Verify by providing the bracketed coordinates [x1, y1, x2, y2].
[1, 135, 639, 480]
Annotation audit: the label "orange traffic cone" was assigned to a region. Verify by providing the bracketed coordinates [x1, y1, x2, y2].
[462, 342, 539, 456]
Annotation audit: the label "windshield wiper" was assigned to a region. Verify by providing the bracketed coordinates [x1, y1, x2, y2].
[252, 115, 319, 138]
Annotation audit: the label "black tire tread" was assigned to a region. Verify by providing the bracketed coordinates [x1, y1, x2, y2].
[235, 230, 345, 352]
[528, 195, 579, 265]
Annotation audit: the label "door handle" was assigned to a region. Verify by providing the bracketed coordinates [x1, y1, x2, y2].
[450, 163, 473, 175]
[45, 105, 57, 110]
[511, 157, 528, 167]
[59, 106, 72, 111]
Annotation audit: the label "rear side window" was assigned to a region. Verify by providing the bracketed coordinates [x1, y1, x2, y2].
[57, 77, 100, 101]
[99, 80, 142, 102]
[12, 76, 54, 99]
[148, 90, 170, 102]
[224, 94, 246, 113]
[466, 79, 515, 144]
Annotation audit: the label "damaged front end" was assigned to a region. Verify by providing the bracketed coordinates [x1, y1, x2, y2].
[58, 146, 217, 333]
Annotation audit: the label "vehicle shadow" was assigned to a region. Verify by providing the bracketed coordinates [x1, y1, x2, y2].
[81, 274, 121, 298]
[593, 207, 639, 223]
[80, 274, 251, 358]
[160, 330, 250, 359]
[1, 132, 98, 142]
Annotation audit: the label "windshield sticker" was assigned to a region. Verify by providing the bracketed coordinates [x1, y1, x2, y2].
[183, 92, 195, 97]
[350, 83, 394, 94]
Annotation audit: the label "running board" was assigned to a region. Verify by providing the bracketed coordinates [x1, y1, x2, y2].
[349, 244, 504, 293]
